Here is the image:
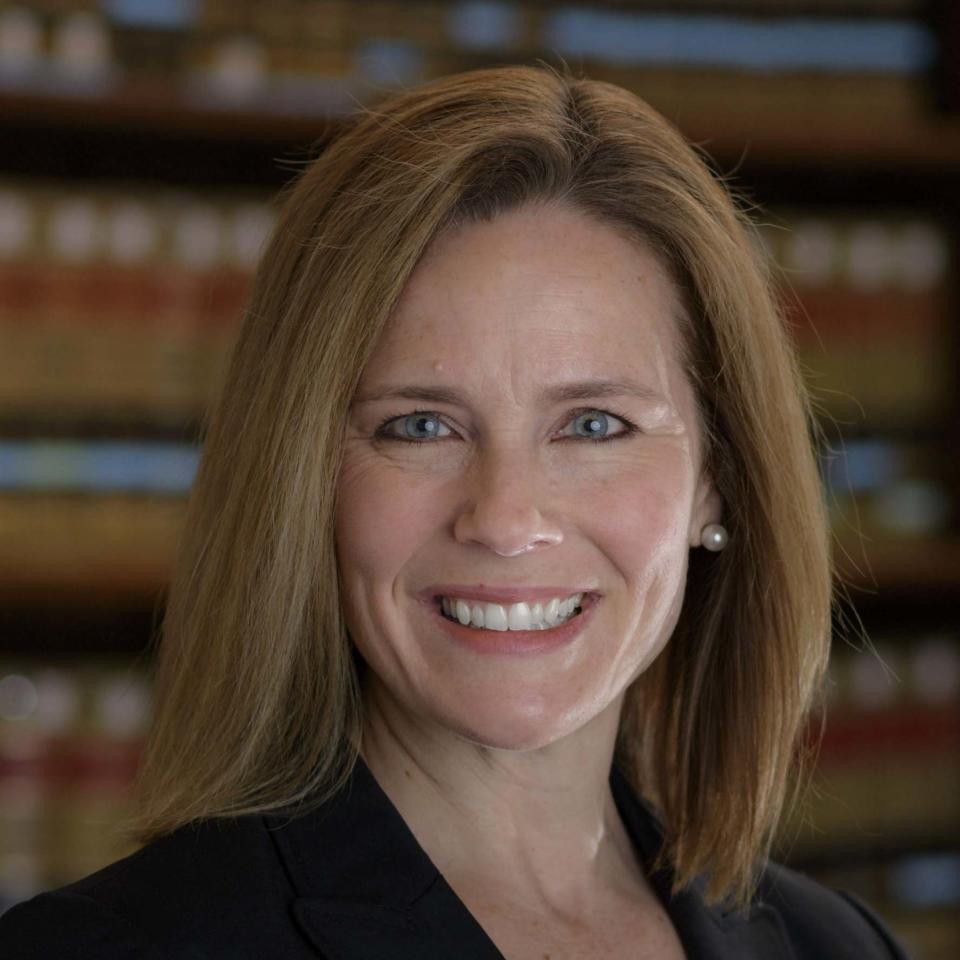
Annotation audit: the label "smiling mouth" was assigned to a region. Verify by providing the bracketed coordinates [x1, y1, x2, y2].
[434, 594, 583, 633]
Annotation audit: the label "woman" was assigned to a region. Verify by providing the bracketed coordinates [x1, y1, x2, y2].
[0, 64, 910, 958]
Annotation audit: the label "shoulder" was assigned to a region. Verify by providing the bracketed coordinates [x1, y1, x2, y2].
[0, 814, 300, 959]
[756, 860, 911, 959]
[0, 887, 163, 960]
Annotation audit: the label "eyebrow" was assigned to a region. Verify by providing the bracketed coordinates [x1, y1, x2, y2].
[351, 378, 670, 408]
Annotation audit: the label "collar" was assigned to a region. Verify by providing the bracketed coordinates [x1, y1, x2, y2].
[263, 754, 795, 960]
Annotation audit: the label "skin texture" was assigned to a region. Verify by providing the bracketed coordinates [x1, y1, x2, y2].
[334, 201, 721, 949]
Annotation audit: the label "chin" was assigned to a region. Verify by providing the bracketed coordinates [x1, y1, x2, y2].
[431, 698, 592, 753]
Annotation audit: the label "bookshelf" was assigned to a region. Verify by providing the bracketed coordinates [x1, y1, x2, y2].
[1, 2, 958, 957]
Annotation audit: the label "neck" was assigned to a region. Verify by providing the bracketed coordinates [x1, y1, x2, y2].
[358, 674, 645, 915]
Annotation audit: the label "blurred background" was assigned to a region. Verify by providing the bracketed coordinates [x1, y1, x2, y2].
[0, 0, 958, 956]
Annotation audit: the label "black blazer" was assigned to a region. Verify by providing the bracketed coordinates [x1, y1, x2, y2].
[0, 754, 911, 959]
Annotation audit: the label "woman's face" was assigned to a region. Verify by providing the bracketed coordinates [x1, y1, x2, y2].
[335, 202, 721, 751]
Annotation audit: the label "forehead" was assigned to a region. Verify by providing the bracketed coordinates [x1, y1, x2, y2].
[360, 205, 688, 394]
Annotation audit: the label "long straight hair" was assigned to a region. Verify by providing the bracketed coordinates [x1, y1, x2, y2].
[126, 63, 834, 909]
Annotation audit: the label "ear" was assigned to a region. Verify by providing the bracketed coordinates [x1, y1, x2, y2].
[689, 474, 724, 548]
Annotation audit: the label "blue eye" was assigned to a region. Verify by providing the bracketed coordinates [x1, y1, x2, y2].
[374, 408, 637, 445]
[377, 410, 449, 443]
[570, 410, 621, 440]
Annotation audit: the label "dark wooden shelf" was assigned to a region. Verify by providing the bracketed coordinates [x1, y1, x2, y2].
[0, 79, 342, 187]
[0, 416, 204, 444]
[834, 535, 960, 593]
[0, 590, 163, 658]
[3, 68, 960, 195]
[0, 565, 169, 606]
[779, 833, 960, 873]
[0, 78, 351, 141]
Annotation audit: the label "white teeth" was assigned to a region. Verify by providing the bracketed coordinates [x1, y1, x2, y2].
[544, 597, 560, 622]
[506, 603, 531, 631]
[440, 593, 584, 632]
[484, 604, 508, 631]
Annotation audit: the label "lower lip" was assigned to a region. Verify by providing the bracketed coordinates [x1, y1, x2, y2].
[425, 594, 600, 656]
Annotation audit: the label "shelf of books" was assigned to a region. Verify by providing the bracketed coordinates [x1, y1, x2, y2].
[1, 1, 958, 956]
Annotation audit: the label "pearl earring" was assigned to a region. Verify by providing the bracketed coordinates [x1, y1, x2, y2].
[700, 523, 728, 552]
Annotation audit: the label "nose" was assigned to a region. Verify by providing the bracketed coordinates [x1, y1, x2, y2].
[453, 449, 563, 556]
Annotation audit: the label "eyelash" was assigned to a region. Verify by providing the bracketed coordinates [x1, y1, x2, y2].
[373, 407, 639, 446]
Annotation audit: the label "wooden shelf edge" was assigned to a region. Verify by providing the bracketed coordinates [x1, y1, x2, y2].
[3, 69, 960, 172]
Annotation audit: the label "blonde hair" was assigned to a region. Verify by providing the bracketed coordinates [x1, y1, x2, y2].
[127, 63, 834, 910]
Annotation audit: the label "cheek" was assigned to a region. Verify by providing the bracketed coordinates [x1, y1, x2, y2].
[334, 449, 440, 590]
[600, 462, 695, 675]
[589, 456, 694, 565]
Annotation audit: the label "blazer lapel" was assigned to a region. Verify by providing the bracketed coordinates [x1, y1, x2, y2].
[264, 755, 503, 959]
[609, 763, 798, 960]
[265, 753, 797, 960]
